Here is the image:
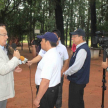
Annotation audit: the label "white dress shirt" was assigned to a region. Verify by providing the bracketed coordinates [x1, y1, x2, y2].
[0, 45, 7, 54]
[64, 42, 87, 76]
[35, 48, 61, 87]
[0, 45, 4, 50]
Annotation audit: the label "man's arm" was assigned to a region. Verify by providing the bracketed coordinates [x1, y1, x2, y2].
[31, 55, 42, 64]
[32, 45, 37, 57]
[27, 49, 45, 66]
[61, 45, 69, 75]
[34, 78, 50, 107]
[27, 55, 42, 66]
[64, 49, 87, 76]
[0, 50, 20, 75]
[61, 59, 69, 75]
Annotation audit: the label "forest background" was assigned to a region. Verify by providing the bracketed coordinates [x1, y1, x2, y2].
[0, 0, 108, 49]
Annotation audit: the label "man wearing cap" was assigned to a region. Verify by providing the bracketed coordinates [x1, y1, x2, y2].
[38, 29, 69, 108]
[32, 32, 61, 108]
[64, 28, 91, 108]
[27, 30, 69, 108]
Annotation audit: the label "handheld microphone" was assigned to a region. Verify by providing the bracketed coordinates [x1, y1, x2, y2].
[11, 43, 28, 64]
[11, 43, 17, 50]
[20, 56, 28, 64]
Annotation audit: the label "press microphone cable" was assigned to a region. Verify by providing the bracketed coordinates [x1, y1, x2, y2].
[20, 56, 34, 108]
[29, 66, 33, 108]
[11, 43, 34, 107]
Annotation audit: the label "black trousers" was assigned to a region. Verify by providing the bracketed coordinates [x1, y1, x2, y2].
[68, 82, 86, 108]
[36, 84, 59, 108]
[55, 75, 64, 108]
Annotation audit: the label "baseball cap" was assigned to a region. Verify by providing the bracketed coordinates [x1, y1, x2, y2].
[70, 28, 86, 37]
[37, 32, 58, 43]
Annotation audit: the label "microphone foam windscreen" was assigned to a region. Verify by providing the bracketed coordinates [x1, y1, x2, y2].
[20, 56, 25, 61]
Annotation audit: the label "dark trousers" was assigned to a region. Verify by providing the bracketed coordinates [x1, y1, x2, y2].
[55, 75, 64, 108]
[68, 82, 86, 108]
[36, 84, 59, 108]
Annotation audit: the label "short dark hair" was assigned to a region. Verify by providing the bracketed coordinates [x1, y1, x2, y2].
[45, 39, 57, 47]
[52, 29, 61, 38]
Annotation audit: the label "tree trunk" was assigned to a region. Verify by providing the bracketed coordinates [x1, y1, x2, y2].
[55, 0, 64, 44]
[90, 0, 97, 47]
[86, 1, 90, 45]
[65, 19, 69, 47]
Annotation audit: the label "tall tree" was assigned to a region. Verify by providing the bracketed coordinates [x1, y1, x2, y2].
[0, 0, 23, 23]
[90, 0, 97, 47]
[55, 0, 64, 44]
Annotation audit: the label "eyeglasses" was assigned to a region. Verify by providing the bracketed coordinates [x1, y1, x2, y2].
[0, 34, 8, 37]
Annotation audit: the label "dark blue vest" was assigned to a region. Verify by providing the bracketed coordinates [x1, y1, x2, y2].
[67, 43, 91, 84]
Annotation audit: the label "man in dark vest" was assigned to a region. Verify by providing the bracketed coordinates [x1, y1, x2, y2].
[64, 28, 91, 108]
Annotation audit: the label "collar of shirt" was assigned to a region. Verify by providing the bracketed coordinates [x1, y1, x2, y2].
[45, 47, 56, 54]
[0, 45, 4, 50]
[76, 42, 86, 49]
[57, 40, 61, 47]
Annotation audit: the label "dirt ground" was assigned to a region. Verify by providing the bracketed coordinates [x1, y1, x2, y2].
[6, 43, 108, 108]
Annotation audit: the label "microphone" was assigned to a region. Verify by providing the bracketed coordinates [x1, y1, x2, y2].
[11, 43, 17, 50]
[20, 56, 28, 64]
[11, 43, 28, 64]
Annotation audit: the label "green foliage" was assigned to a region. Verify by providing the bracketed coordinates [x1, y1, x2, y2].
[0, 0, 5, 11]
[0, 0, 108, 44]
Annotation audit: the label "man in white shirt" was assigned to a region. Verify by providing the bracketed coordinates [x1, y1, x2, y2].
[0, 27, 20, 108]
[28, 32, 61, 108]
[28, 29, 69, 108]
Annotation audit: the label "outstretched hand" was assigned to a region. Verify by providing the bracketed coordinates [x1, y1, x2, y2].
[26, 61, 32, 66]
